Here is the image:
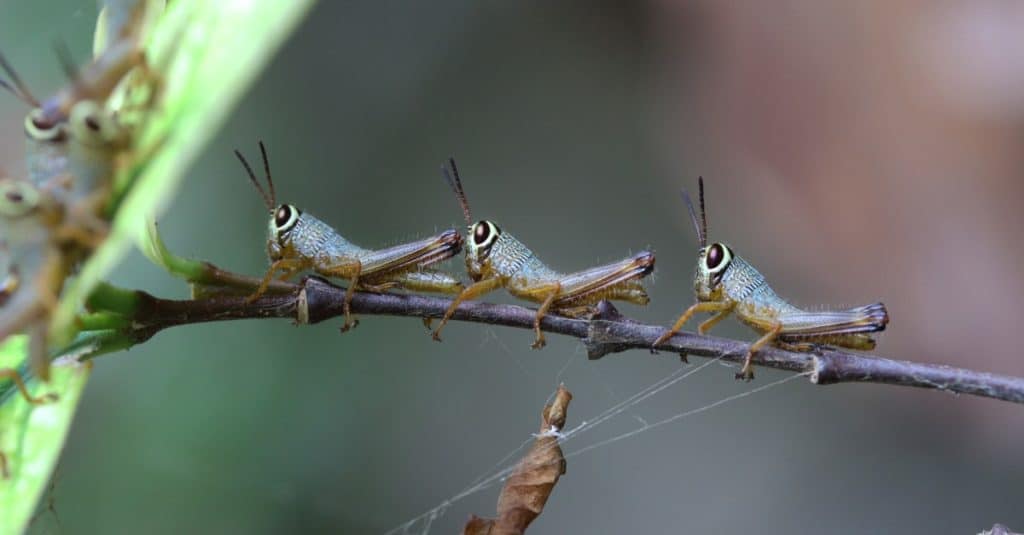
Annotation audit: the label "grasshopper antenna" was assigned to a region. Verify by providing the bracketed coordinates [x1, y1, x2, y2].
[681, 176, 707, 247]
[0, 51, 39, 107]
[698, 176, 708, 246]
[53, 39, 79, 84]
[234, 143, 274, 211]
[258, 140, 276, 208]
[442, 156, 473, 224]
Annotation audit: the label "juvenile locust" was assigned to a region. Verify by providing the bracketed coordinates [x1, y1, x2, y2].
[0, 175, 99, 381]
[430, 158, 655, 348]
[236, 142, 465, 331]
[0, 10, 157, 380]
[652, 178, 889, 381]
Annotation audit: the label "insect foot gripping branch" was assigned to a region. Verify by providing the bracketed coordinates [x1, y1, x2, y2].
[652, 177, 888, 382]
[430, 157, 655, 349]
[235, 141, 465, 333]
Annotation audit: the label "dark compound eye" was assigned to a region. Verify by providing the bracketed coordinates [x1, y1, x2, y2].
[84, 115, 101, 132]
[5, 191, 23, 203]
[275, 205, 293, 228]
[706, 243, 725, 270]
[473, 220, 491, 245]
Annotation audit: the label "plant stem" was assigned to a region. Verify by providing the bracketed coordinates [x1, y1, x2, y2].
[88, 274, 1024, 406]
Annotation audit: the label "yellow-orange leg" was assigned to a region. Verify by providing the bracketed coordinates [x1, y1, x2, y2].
[338, 261, 361, 333]
[737, 322, 782, 381]
[652, 301, 734, 349]
[698, 307, 734, 335]
[431, 277, 503, 342]
[0, 368, 58, 405]
[318, 258, 366, 333]
[529, 284, 562, 349]
[246, 258, 308, 303]
[0, 366, 59, 478]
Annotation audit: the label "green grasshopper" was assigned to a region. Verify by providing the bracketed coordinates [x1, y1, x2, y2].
[652, 178, 889, 380]
[236, 142, 465, 331]
[431, 158, 655, 349]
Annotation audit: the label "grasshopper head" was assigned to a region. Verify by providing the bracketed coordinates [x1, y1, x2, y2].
[66, 100, 129, 149]
[465, 219, 501, 280]
[0, 178, 53, 246]
[694, 242, 733, 301]
[266, 203, 301, 260]
[682, 177, 733, 300]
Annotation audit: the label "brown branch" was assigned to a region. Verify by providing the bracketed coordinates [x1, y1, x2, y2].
[114, 275, 1024, 405]
[463, 385, 572, 535]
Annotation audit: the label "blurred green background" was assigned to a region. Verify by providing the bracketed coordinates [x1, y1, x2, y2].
[4, 1, 1024, 533]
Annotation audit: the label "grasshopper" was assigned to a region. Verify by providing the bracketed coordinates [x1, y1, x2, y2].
[0, 175, 100, 381]
[0, 17, 153, 379]
[430, 158, 655, 349]
[652, 178, 889, 380]
[236, 142, 465, 331]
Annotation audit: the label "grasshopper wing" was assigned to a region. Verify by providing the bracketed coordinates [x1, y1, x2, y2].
[777, 302, 889, 337]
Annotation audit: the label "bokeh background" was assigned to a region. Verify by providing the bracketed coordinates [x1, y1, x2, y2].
[3, 1, 1024, 533]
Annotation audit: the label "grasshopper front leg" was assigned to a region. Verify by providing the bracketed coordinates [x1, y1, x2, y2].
[652, 300, 734, 350]
[247, 257, 310, 303]
[431, 277, 503, 342]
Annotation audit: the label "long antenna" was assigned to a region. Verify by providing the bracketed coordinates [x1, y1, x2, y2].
[681, 177, 706, 247]
[0, 51, 39, 107]
[698, 176, 708, 246]
[441, 157, 472, 224]
[258, 141, 275, 209]
[235, 144, 274, 210]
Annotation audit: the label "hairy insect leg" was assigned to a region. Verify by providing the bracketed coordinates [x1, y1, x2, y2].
[737, 322, 782, 381]
[431, 277, 503, 342]
[513, 281, 562, 349]
[246, 257, 308, 303]
[652, 301, 734, 350]
[386, 270, 463, 330]
[318, 258, 363, 333]
[553, 304, 597, 319]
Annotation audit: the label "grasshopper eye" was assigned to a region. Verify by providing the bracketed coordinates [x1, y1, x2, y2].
[473, 221, 491, 245]
[24, 109, 66, 142]
[274, 204, 300, 234]
[705, 243, 731, 273]
[471, 220, 500, 258]
[0, 181, 40, 217]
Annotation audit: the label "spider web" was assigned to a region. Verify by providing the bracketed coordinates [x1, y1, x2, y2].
[384, 353, 810, 535]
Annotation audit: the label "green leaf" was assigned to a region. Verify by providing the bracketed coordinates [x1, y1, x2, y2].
[50, 0, 316, 347]
[1, 0, 315, 531]
[0, 336, 91, 534]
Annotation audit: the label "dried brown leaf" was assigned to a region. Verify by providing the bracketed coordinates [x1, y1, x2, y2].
[464, 385, 572, 535]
